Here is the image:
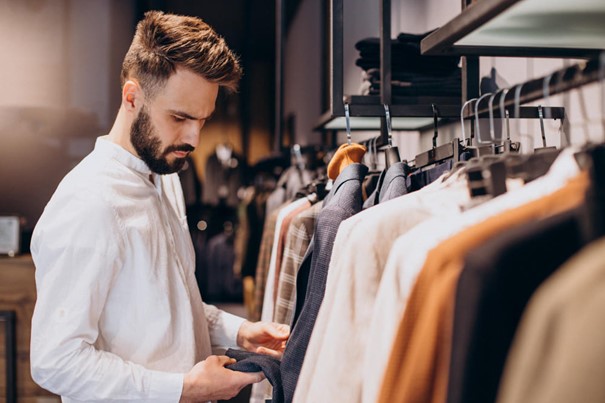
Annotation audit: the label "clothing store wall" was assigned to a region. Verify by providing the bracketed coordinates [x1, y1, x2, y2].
[285, 0, 604, 158]
[0, 0, 135, 237]
[284, 0, 425, 149]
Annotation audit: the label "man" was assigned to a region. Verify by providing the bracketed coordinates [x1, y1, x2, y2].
[30, 11, 288, 402]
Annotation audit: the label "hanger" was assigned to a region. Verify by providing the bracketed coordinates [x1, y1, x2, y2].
[465, 92, 508, 198]
[291, 143, 306, 171]
[326, 102, 367, 180]
[503, 77, 560, 183]
[414, 103, 462, 169]
[383, 104, 401, 169]
[533, 72, 559, 153]
[345, 103, 352, 145]
[498, 88, 516, 152]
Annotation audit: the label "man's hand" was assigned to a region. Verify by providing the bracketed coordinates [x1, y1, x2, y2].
[237, 321, 290, 359]
[179, 355, 264, 402]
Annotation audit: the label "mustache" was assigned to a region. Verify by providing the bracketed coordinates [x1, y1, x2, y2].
[163, 144, 195, 154]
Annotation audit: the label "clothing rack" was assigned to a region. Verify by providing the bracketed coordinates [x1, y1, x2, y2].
[464, 58, 602, 119]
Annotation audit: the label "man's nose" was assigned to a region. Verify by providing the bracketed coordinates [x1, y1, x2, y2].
[182, 122, 201, 149]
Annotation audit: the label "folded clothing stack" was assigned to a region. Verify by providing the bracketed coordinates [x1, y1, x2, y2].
[356, 31, 461, 97]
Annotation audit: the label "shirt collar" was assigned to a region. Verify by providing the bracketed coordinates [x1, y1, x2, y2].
[381, 162, 410, 191]
[323, 163, 369, 205]
[95, 136, 153, 175]
[95, 136, 163, 192]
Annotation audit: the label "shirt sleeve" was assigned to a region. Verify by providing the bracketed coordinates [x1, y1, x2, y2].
[204, 303, 247, 348]
[30, 192, 184, 402]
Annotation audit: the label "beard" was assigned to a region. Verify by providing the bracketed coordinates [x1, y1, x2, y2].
[130, 106, 194, 175]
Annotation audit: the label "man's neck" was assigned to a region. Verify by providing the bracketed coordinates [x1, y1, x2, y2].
[107, 106, 138, 157]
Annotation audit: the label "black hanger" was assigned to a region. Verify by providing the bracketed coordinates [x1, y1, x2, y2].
[383, 104, 401, 169]
[414, 104, 462, 169]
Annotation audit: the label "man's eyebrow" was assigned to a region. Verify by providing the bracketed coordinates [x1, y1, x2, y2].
[168, 109, 214, 120]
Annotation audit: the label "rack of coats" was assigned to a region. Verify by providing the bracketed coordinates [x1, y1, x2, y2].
[225, 56, 605, 403]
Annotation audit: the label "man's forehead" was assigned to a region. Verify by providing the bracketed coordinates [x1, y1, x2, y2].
[153, 68, 218, 116]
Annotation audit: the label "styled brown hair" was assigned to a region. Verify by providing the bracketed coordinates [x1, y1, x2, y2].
[121, 11, 242, 97]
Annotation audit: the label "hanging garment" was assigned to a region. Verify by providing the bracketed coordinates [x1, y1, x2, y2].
[272, 199, 315, 303]
[242, 189, 271, 278]
[226, 348, 282, 400]
[293, 169, 470, 403]
[378, 161, 411, 202]
[362, 149, 582, 403]
[202, 151, 247, 208]
[448, 205, 588, 403]
[204, 231, 242, 303]
[279, 162, 368, 403]
[363, 161, 410, 209]
[177, 156, 203, 208]
[266, 167, 314, 217]
[377, 172, 588, 403]
[406, 159, 453, 192]
[260, 197, 312, 325]
[496, 237, 605, 403]
[362, 171, 383, 205]
[274, 202, 322, 326]
[229, 163, 368, 403]
[363, 169, 386, 209]
[253, 202, 289, 321]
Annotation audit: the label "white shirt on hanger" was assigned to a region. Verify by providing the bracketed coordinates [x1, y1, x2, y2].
[30, 137, 245, 403]
[293, 169, 470, 403]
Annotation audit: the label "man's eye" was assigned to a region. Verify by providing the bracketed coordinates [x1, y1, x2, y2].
[172, 115, 185, 122]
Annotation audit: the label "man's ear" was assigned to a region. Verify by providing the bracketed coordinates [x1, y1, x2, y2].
[122, 80, 142, 111]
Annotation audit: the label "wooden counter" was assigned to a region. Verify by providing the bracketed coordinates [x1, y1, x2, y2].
[0, 255, 59, 402]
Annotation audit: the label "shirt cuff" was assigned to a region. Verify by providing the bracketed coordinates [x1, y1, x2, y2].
[148, 370, 184, 402]
[222, 311, 247, 348]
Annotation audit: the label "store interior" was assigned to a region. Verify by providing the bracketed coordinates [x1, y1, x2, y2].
[1, 0, 605, 401]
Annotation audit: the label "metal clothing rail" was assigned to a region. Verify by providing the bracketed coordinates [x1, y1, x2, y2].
[464, 58, 602, 119]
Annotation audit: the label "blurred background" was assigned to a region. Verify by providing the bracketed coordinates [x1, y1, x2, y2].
[0, 0, 603, 401]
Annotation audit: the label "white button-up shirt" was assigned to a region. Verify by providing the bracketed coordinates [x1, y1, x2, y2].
[30, 137, 245, 402]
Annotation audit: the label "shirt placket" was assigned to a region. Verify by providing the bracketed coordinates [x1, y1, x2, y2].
[155, 178, 192, 301]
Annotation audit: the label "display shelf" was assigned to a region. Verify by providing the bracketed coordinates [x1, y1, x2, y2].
[315, 95, 461, 131]
[421, 0, 605, 57]
[318, 0, 465, 137]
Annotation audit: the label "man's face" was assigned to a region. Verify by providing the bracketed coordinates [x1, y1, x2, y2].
[130, 67, 219, 175]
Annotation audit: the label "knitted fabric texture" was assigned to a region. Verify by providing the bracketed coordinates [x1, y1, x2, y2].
[327, 143, 367, 180]
[225, 348, 283, 401]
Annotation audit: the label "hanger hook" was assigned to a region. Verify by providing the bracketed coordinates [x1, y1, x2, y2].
[431, 103, 439, 149]
[498, 88, 511, 141]
[542, 72, 556, 120]
[475, 92, 494, 145]
[513, 82, 526, 150]
[572, 62, 592, 144]
[372, 136, 378, 170]
[383, 104, 392, 146]
[344, 102, 352, 145]
[460, 98, 478, 142]
[488, 90, 505, 143]
[538, 105, 547, 148]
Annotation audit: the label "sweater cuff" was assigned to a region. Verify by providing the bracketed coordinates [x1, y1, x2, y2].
[148, 370, 184, 402]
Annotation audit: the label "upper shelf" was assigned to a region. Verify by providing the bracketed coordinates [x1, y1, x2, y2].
[421, 0, 605, 57]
